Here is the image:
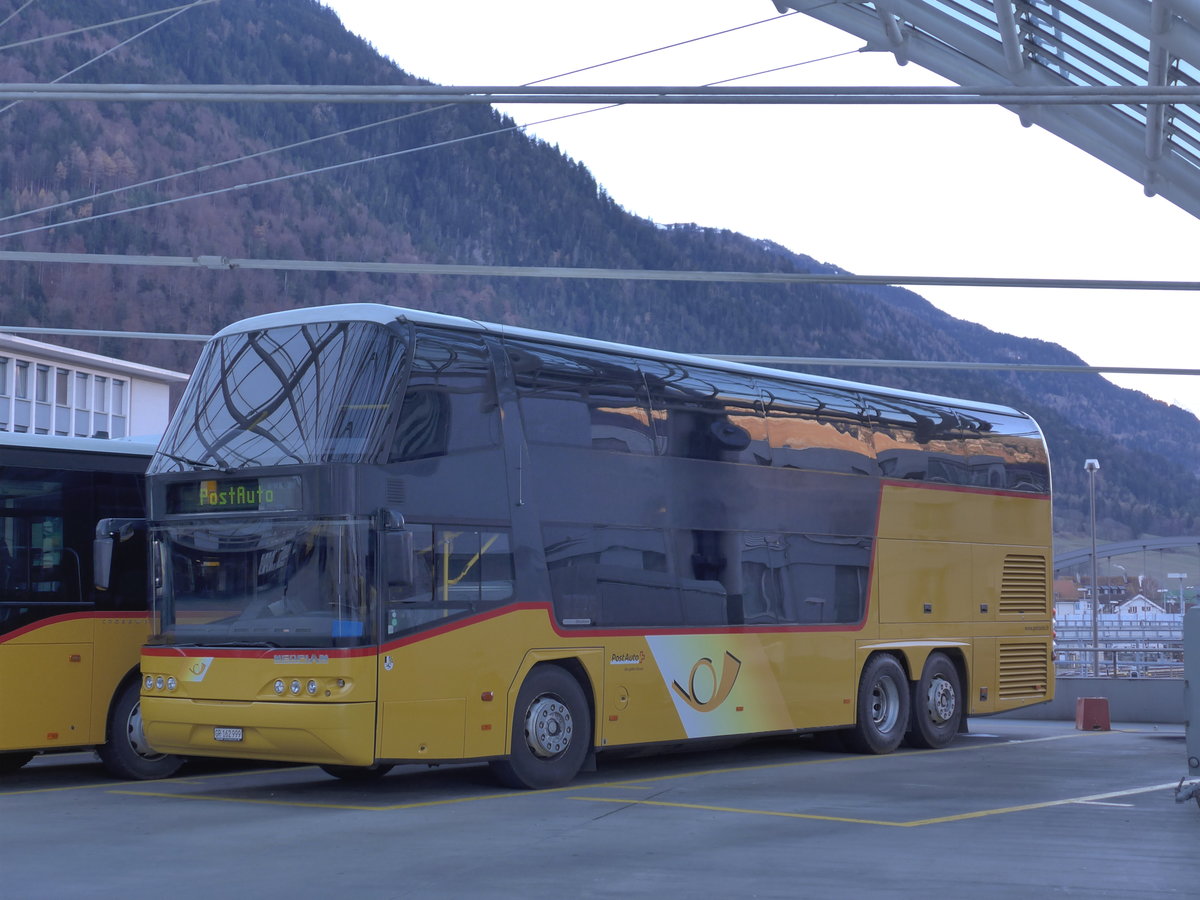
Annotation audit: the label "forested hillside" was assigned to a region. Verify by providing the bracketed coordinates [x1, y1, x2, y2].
[0, 0, 1197, 540]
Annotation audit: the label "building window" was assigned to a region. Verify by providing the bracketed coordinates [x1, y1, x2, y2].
[93, 375, 109, 436]
[34, 365, 51, 433]
[14, 361, 30, 432]
[55, 368, 71, 435]
[74, 372, 90, 436]
[111, 379, 127, 438]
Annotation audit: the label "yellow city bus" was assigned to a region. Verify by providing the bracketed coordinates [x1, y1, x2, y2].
[140, 304, 1053, 788]
[1, 433, 181, 779]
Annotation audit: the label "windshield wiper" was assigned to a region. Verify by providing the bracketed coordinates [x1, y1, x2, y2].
[156, 450, 234, 472]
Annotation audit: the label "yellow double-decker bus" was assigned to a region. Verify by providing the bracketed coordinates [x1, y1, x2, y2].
[140, 304, 1053, 788]
[1, 433, 181, 779]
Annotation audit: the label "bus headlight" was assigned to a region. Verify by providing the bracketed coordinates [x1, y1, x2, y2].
[307, 680, 318, 695]
[155, 675, 165, 691]
[290, 680, 301, 695]
[273, 679, 285, 695]
[144, 674, 154, 691]
[166, 677, 177, 692]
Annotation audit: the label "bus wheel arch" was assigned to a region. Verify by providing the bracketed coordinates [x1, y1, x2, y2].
[906, 650, 965, 750]
[490, 661, 594, 790]
[96, 675, 184, 780]
[845, 652, 911, 755]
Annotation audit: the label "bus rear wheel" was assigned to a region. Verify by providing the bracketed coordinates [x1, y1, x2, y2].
[906, 651, 963, 750]
[490, 665, 591, 790]
[0, 752, 34, 774]
[845, 654, 910, 755]
[97, 680, 184, 780]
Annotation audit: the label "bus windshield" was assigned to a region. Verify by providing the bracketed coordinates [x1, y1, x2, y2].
[151, 320, 407, 472]
[151, 517, 374, 648]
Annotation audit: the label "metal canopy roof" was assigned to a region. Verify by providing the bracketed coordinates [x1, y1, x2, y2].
[777, 0, 1200, 219]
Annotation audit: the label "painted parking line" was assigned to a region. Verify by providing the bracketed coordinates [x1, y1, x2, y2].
[109, 785, 534, 811]
[1, 728, 1113, 811]
[0, 764, 308, 797]
[569, 781, 1180, 827]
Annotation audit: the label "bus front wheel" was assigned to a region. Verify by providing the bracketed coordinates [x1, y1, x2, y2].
[97, 680, 184, 780]
[906, 651, 963, 750]
[845, 654, 910, 755]
[490, 665, 591, 790]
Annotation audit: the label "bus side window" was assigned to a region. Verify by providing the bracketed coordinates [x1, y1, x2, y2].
[546, 524, 681, 626]
[390, 333, 500, 462]
[740, 533, 870, 626]
[383, 526, 515, 636]
[639, 361, 768, 465]
[510, 343, 656, 455]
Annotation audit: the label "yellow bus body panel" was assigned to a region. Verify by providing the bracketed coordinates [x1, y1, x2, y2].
[875, 483, 1054, 713]
[0, 613, 151, 754]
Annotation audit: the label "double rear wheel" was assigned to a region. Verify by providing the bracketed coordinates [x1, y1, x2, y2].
[845, 653, 911, 754]
[906, 651, 963, 750]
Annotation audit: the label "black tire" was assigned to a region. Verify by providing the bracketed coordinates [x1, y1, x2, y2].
[490, 665, 591, 790]
[0, 752, 34, 774]
[844, 654, 910, 755]
[320, 763, 394, 781]
[905, 651, 963, 750]
[96, 680, 184, 780]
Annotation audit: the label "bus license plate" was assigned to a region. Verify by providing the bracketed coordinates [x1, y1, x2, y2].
[213, 727, 243, 742]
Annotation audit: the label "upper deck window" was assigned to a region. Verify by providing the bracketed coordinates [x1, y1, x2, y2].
[509, 342, 657, 455]
[389, 331, 500, 461]
[152, 321, 407, 472]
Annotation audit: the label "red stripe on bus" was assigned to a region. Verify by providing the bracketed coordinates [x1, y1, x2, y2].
[0, 610, 150, 645]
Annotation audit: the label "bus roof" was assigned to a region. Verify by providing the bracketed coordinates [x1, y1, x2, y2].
[0, 432, 158, 457]
[212, 303, 1030, 421]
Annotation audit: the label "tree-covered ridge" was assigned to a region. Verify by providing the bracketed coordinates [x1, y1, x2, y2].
[0, 0, 1196, 539]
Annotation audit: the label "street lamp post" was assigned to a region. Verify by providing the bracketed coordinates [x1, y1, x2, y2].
[1085, 459, 1101, 677]
[1168, 573, 1188, 614]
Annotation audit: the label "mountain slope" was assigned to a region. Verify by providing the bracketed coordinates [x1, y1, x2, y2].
[0, 0, 1196, 539]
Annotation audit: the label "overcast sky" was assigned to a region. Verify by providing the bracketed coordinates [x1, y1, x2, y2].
[323, 0, 1200, 418]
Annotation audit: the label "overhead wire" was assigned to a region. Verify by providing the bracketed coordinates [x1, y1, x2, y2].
[0, 0, 211, 117]
[1, 247, 1197, 293]
[0, 0, 219, 52]
[6, 10, 1192, 382]
[2, 323, 1197, 378]
[0, 10, 832, 239]
[0, 0, 39, 32]
[0, 9, 804, 229]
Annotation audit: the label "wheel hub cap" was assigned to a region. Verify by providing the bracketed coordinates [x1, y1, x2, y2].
[926, 676, 956, 724]
[526, 696, 573, 758]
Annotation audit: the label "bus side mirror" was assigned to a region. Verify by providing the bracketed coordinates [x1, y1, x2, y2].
[379, 509, 413, 589]
[94, 518, 144, 591]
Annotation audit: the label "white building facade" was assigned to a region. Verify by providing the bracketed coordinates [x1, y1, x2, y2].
[0, 333, 188, 439]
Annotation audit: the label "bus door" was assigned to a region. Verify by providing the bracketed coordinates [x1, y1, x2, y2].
[0, 506, 95, 751]
[376, 523, 516, 762]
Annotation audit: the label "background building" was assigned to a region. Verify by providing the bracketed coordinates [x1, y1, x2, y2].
[0, 333, 188, 439]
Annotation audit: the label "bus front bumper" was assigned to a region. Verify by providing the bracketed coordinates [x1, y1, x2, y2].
[141, 695, 377, 766]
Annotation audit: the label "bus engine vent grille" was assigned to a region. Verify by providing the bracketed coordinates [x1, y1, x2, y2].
[999, 554, 1048, 616]
[386, 479, 406, 504]
[997, 641, 1049, 699]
